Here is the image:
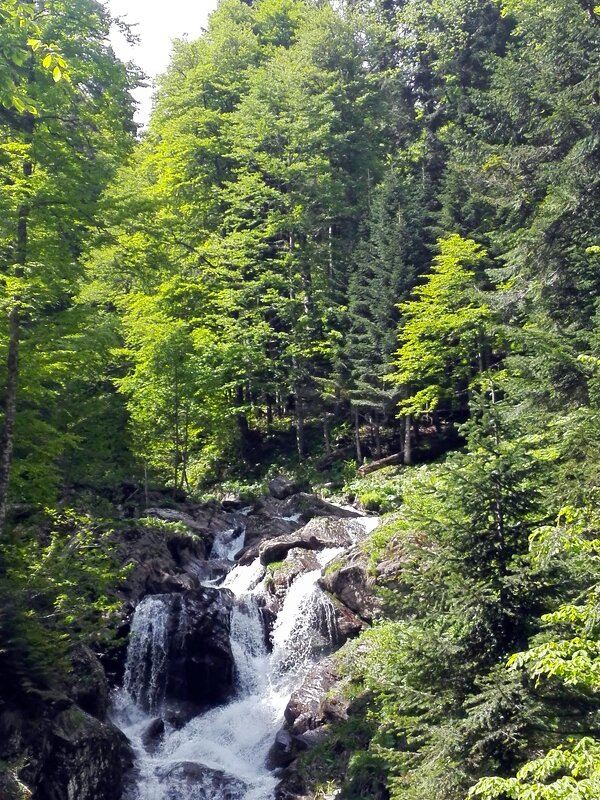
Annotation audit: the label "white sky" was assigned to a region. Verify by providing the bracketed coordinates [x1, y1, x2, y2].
[106, 0, 219, 126]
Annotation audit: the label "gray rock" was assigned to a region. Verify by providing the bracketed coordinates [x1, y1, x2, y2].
[142, 718, 165, 749]
[69, 645, 109, 720]
[131, 589, 235, 717]
[266, 549, 321, 609]
[33, 705, 131, 800]
[156, 762, 247, 799]
[284, 658, 347, 735]
[319, 544, 380, 623]
[266, 729, 308, 770]
[268, 476, 302, 500]
[259, 517, 364, 566]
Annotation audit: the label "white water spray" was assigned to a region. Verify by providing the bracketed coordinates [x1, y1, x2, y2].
[113, 516, 379, 800]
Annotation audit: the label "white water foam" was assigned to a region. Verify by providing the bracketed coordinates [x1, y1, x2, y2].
[210, 527, 246, 561]
[123, 595, 171, 714]
[112, 519, 381, 800]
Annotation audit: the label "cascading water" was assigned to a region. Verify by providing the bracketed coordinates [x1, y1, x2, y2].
[113, 516, 378, 800]
[123, 595, 171, 713]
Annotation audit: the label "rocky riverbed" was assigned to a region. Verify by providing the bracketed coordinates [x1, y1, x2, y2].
[0, 479, 382, 800]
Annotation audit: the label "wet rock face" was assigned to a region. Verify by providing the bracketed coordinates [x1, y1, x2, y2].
[266, 729, 308, 770]
[156, 762, 247, 800]
[319, 544, 380, 623]
[126, 589, 235, 718]
[3, 703, 132, 800]
[165, 589, 235, 711]
[259, 517, 365, 567]
[266, 549, 322, 610]
[283, 658, 347, 736]
[69, 645, 110, 720]
[33, 707, 131, 800]
[113, 524, 207, 601]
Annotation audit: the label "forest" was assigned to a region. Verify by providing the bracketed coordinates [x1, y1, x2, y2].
[1, 0, 600, 798]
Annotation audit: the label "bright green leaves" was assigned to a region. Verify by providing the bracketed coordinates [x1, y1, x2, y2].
[390, 235, 491, 417]
[470, 503, 600, 798]
[0, 0, 70, 112]
[471, 738, 600, 799]
[504, 507, 600, 692]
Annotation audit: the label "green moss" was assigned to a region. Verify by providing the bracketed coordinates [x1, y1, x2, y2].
[323, 558, 344, 576]
[344, 467, 404, 513]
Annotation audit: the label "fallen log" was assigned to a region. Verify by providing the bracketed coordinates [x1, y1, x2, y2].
[358, 452, 402, 476]
[316, 445, 355, 469]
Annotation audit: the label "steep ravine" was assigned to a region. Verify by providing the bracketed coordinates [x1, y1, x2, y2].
[112, 484, 379, 800]
[0, 481, 379, 800]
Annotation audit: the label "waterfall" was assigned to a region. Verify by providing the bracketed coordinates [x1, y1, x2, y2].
[123, 595, 171, 713]
[113, 521, 376, 800]
[210, 526, 246, 561]
[271, 568, 338, 681]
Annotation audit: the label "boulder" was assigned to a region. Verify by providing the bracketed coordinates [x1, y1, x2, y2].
[268, 476, 302, 500]
[127, 589, 235, 717]
[142, 718, 165, 750]
[0, 771, 28, 800]
[29, 705, 132, 800]
[112, 524, 207, 602]
[278, 493, 362, 523]
[259, 517, 364, 567]
[156, 762, 247, 800]
[68, 645, 110, 720]
[331, 601, 365, 642]
[274, 765, 313, 800]
[266, 729, 308, 770]
[144, 507, 213, 533]
[165, 590, 235, 710]
[284, 658, 347, 735]
[319, 544, 380, 623]
[266, 549, 322, 608]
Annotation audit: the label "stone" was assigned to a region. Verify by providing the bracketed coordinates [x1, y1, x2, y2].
[163, 589, 235, 712]
[127, 589, 235, 718]
[332, 602, 365, 642]
[259, 517, 364, 567]
[68, 645, 110, 720]
[266, 549, 322, 609]
[319, 544, 380, 623]
[156, 762, 247, 800]
[221, 494, 244, 511]
[29, 705, 131, 800]
[268, 476, 302, 500]
[279, 493, 362, 523]
[266, 729, 308, 770]
[142, 718, 165, 749]
[284, 658, 347, 735]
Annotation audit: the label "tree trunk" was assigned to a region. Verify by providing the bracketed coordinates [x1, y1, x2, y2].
[0, 307, 20, 538]
[323, 413, 331, 456]
[144, 461, 149, 507]
[0, 133, 32, 540]
[374, 420, 382, 459]
[358, 452, 402, 476]
[173, 361, 180, 494]
[295, 391, 306, 459]
[403, 414, 413, 466]
[354, 408, 363, 464]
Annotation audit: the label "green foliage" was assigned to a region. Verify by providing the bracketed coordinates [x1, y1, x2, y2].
[0, 0, 69, 113]
[0, 508, 128, 693]
[137, 516, 191, 535]
[471, 505, 600, 799]
[391, 235, 491, 417]
[345, 468, 404, 513]
[471, 738, 600, 800]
